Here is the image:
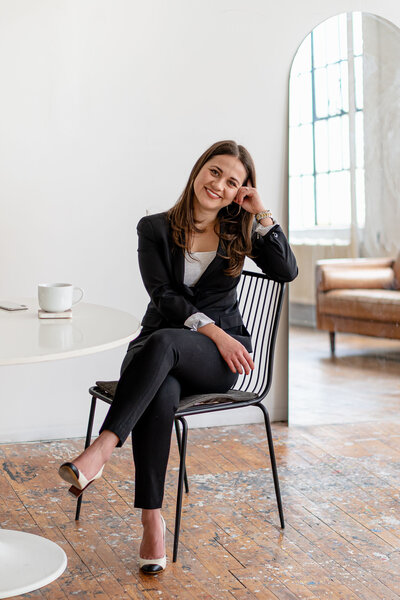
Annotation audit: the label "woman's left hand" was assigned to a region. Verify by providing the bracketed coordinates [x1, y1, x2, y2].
[234, 185, 265, 215]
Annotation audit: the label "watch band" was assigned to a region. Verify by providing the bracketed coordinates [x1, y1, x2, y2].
[255, 210, 273, 222]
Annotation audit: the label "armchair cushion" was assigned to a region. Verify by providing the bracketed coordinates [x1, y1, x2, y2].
[319, 289, 400, 322]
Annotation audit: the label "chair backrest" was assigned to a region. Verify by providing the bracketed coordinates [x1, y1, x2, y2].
[234, 270, 285, 399]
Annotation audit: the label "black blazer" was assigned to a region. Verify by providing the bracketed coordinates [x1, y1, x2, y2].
[134, 212, 297, 351]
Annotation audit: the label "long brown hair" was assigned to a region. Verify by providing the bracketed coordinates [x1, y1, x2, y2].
[168, 140, 256, 277]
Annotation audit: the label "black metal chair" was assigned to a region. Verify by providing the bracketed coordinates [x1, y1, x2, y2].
[74, 270, 286, 562]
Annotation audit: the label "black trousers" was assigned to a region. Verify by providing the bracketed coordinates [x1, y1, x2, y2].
[99, 328, 238, 509]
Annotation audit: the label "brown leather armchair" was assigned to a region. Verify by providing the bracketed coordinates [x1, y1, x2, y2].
[316, 255, 400, 353]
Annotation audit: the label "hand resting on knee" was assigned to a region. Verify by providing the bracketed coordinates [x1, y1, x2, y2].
[197, 323, 254, 375]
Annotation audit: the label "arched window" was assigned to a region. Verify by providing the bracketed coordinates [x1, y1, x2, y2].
[289, 12, 365, 234]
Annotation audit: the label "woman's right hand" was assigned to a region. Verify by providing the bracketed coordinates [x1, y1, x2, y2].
[198, 323, 254, 375]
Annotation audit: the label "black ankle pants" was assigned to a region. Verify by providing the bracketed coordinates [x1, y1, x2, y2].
[99, 328, 238, 509]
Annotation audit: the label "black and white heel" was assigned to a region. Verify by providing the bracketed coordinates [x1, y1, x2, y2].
[58, 462, 104, 498]
[139, 515, 167, 575]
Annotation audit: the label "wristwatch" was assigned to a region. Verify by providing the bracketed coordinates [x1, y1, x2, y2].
[255, 210, 273, 222]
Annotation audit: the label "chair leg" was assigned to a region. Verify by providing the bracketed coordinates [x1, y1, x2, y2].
[329, 331, 335, 355]
[257, 402, 285, 529]
[174, 419, 189, 494]
[173, 417, 188, 563]
[75, 396, 97, 521]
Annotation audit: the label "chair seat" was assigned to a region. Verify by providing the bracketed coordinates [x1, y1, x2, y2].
[95, 380, 259, 411]
[177, 390, 259, 411]
[96, 380, 118, 397]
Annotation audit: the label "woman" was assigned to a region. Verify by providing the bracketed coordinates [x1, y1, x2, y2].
[59, 140, 297, 574]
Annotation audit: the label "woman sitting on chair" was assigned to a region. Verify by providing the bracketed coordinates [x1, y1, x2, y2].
[59, 140, 297, 574]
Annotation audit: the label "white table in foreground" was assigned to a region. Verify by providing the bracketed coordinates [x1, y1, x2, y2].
[0, 299, 140, 365]
[0, 300, 140, 598]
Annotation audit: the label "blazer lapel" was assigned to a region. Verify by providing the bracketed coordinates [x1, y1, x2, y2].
[168, 224, 185, 284]
[172, 246, 184, 284]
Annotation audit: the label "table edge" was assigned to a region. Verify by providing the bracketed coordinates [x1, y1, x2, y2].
[0, 332, 138, 366]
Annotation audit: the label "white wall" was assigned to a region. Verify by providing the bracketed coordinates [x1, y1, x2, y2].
[1, 0, 398, 442]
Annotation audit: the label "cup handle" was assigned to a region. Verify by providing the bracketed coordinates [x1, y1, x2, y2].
[72, 286, 84, 305]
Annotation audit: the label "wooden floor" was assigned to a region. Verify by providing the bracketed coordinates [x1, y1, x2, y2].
[1, 418, 400, 600]
[2, 328, 400, 599]
[289, 326, 400, 426]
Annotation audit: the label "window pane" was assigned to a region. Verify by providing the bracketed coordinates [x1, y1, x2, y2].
[355, 167, 365, 228]
[289, 75, 302, 127]
[312, 25, 327, 69]
[314, 119, 328, 173]
[289, 124, 314, 176]
[298, 71, 313, 124]
[289, 127, 300, 176]
[354, 55, 364, 109]
[329, 171, 351, 226]
[301, 175, 316, 227]
[290, 54, 313, 126]
[338, 13, 348, 60]
[340, 60, 349, 112]
[341, 114, 350, 169]
[355, 111, 364, 168]
[325, 16, 341, 65]
[352, 12, 363, 56]
[328, 117, 341, 171]
[316, 172, 351, 228]
[289, 175, 315, 229]
[289, 75, 298, 126]
[316, 173, 330, 226]
[327, 116, 341, 170]
[298, 124, 314, 174]
[314, 67, 328, 118]
[289, 176, 302, 228]
[327, 62, 345, 115]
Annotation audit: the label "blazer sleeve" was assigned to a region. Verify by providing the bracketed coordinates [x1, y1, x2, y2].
[137, 216, 201, 326]
[250, 223, 298, 282]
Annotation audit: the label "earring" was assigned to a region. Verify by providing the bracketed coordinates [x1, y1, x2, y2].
[226, 203, 241, 217]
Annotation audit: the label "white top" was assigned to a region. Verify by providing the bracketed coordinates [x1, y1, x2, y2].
[183, 250, 217, 287]
[183, 251, 217, 330]
[0, 300, 140, 366]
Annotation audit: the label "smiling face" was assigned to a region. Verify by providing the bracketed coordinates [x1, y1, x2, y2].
[192, 154, 248, 218]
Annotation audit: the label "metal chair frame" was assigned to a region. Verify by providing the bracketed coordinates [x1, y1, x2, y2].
[74, 270, 286, 563]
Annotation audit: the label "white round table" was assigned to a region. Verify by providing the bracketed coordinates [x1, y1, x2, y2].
[0, 300, 140, 598]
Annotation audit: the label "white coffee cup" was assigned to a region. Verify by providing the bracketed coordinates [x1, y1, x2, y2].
[38, 283, 84, 313]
